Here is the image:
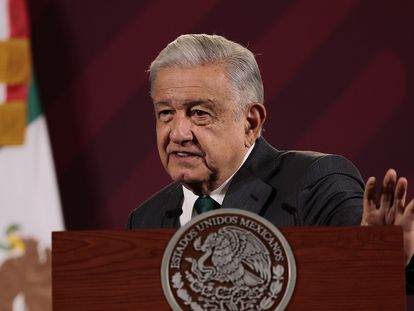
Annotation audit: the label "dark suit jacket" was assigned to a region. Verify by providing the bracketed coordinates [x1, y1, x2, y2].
[128, 137, 364, 228]
[128, 137, 413, 293]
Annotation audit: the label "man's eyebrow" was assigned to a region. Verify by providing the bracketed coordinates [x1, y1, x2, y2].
[153, 101, 171, 107]
[153, 99, 216, 108]
[183, 99, 215, 108]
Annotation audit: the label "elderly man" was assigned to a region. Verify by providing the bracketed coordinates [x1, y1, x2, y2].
[127, 34, 413, 291]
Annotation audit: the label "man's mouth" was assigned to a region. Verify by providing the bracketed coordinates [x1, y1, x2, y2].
[173, 152, 198, 157]
[170, 151, 201, 158]
[176, 152, 192, 157]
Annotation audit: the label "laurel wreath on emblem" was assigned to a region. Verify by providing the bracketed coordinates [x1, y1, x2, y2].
[172, 272, 203, 311]
[170, 226, 286, 311]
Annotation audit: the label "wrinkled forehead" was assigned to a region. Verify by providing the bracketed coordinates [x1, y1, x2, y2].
[151, 64, 237, 103]
[150, 62, 232, 91]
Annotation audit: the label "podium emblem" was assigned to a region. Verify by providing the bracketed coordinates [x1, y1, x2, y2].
[161, 209, 296, 310]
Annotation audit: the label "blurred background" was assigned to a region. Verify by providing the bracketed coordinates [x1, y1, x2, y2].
[27, 0, 414, 230]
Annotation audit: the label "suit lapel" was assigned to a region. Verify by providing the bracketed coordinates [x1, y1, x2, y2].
[161, 183, 183, 228]
[222, 137, 281, 215]
[222, 169, 273, 214]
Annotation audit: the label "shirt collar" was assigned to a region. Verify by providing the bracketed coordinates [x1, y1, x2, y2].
[180, 143, 255, 225]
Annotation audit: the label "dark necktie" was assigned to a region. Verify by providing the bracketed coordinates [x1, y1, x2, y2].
[194, 196, 220, 214]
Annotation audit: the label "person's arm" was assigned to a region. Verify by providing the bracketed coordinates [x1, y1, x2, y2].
[295, 154, 364, 227]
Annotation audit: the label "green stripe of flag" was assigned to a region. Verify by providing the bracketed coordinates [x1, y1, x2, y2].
[28, 78, 43, 124]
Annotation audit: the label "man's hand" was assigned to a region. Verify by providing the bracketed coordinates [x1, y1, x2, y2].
[361, 169, 414, 266]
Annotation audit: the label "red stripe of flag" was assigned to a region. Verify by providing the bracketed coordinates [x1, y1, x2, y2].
[6, 84, 28, 101]
[5, 0, 30, 102]
[8, 0, 29, 38]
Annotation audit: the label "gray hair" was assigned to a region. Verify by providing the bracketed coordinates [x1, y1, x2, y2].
[149, 34, 264, 117]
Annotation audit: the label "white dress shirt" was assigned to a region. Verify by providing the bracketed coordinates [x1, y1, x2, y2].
[180, 144, 255, 226]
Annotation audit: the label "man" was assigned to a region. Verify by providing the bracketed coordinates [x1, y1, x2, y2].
[127, 34, 413, 292]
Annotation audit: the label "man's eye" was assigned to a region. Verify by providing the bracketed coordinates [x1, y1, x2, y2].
[191, 110, 209, 117]
[158, 110, 174, 120]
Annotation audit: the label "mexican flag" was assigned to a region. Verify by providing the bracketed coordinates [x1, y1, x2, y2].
[0, 0, 64, 310]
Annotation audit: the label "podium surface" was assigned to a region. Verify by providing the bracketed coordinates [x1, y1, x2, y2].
[52, 226, 406, 310]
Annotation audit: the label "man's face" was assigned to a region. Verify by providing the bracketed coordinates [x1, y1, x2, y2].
[152, 64, 254, 194]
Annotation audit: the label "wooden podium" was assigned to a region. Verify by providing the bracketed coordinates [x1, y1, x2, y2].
[52, 226, 406, 310]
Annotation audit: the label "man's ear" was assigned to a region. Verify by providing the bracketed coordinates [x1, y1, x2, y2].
[244, 103, 266, 147]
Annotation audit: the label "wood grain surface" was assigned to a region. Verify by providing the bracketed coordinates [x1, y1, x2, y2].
[52, 226, 406, 310]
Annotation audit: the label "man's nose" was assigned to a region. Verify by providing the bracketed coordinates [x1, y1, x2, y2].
[169, 115, 193, 144]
